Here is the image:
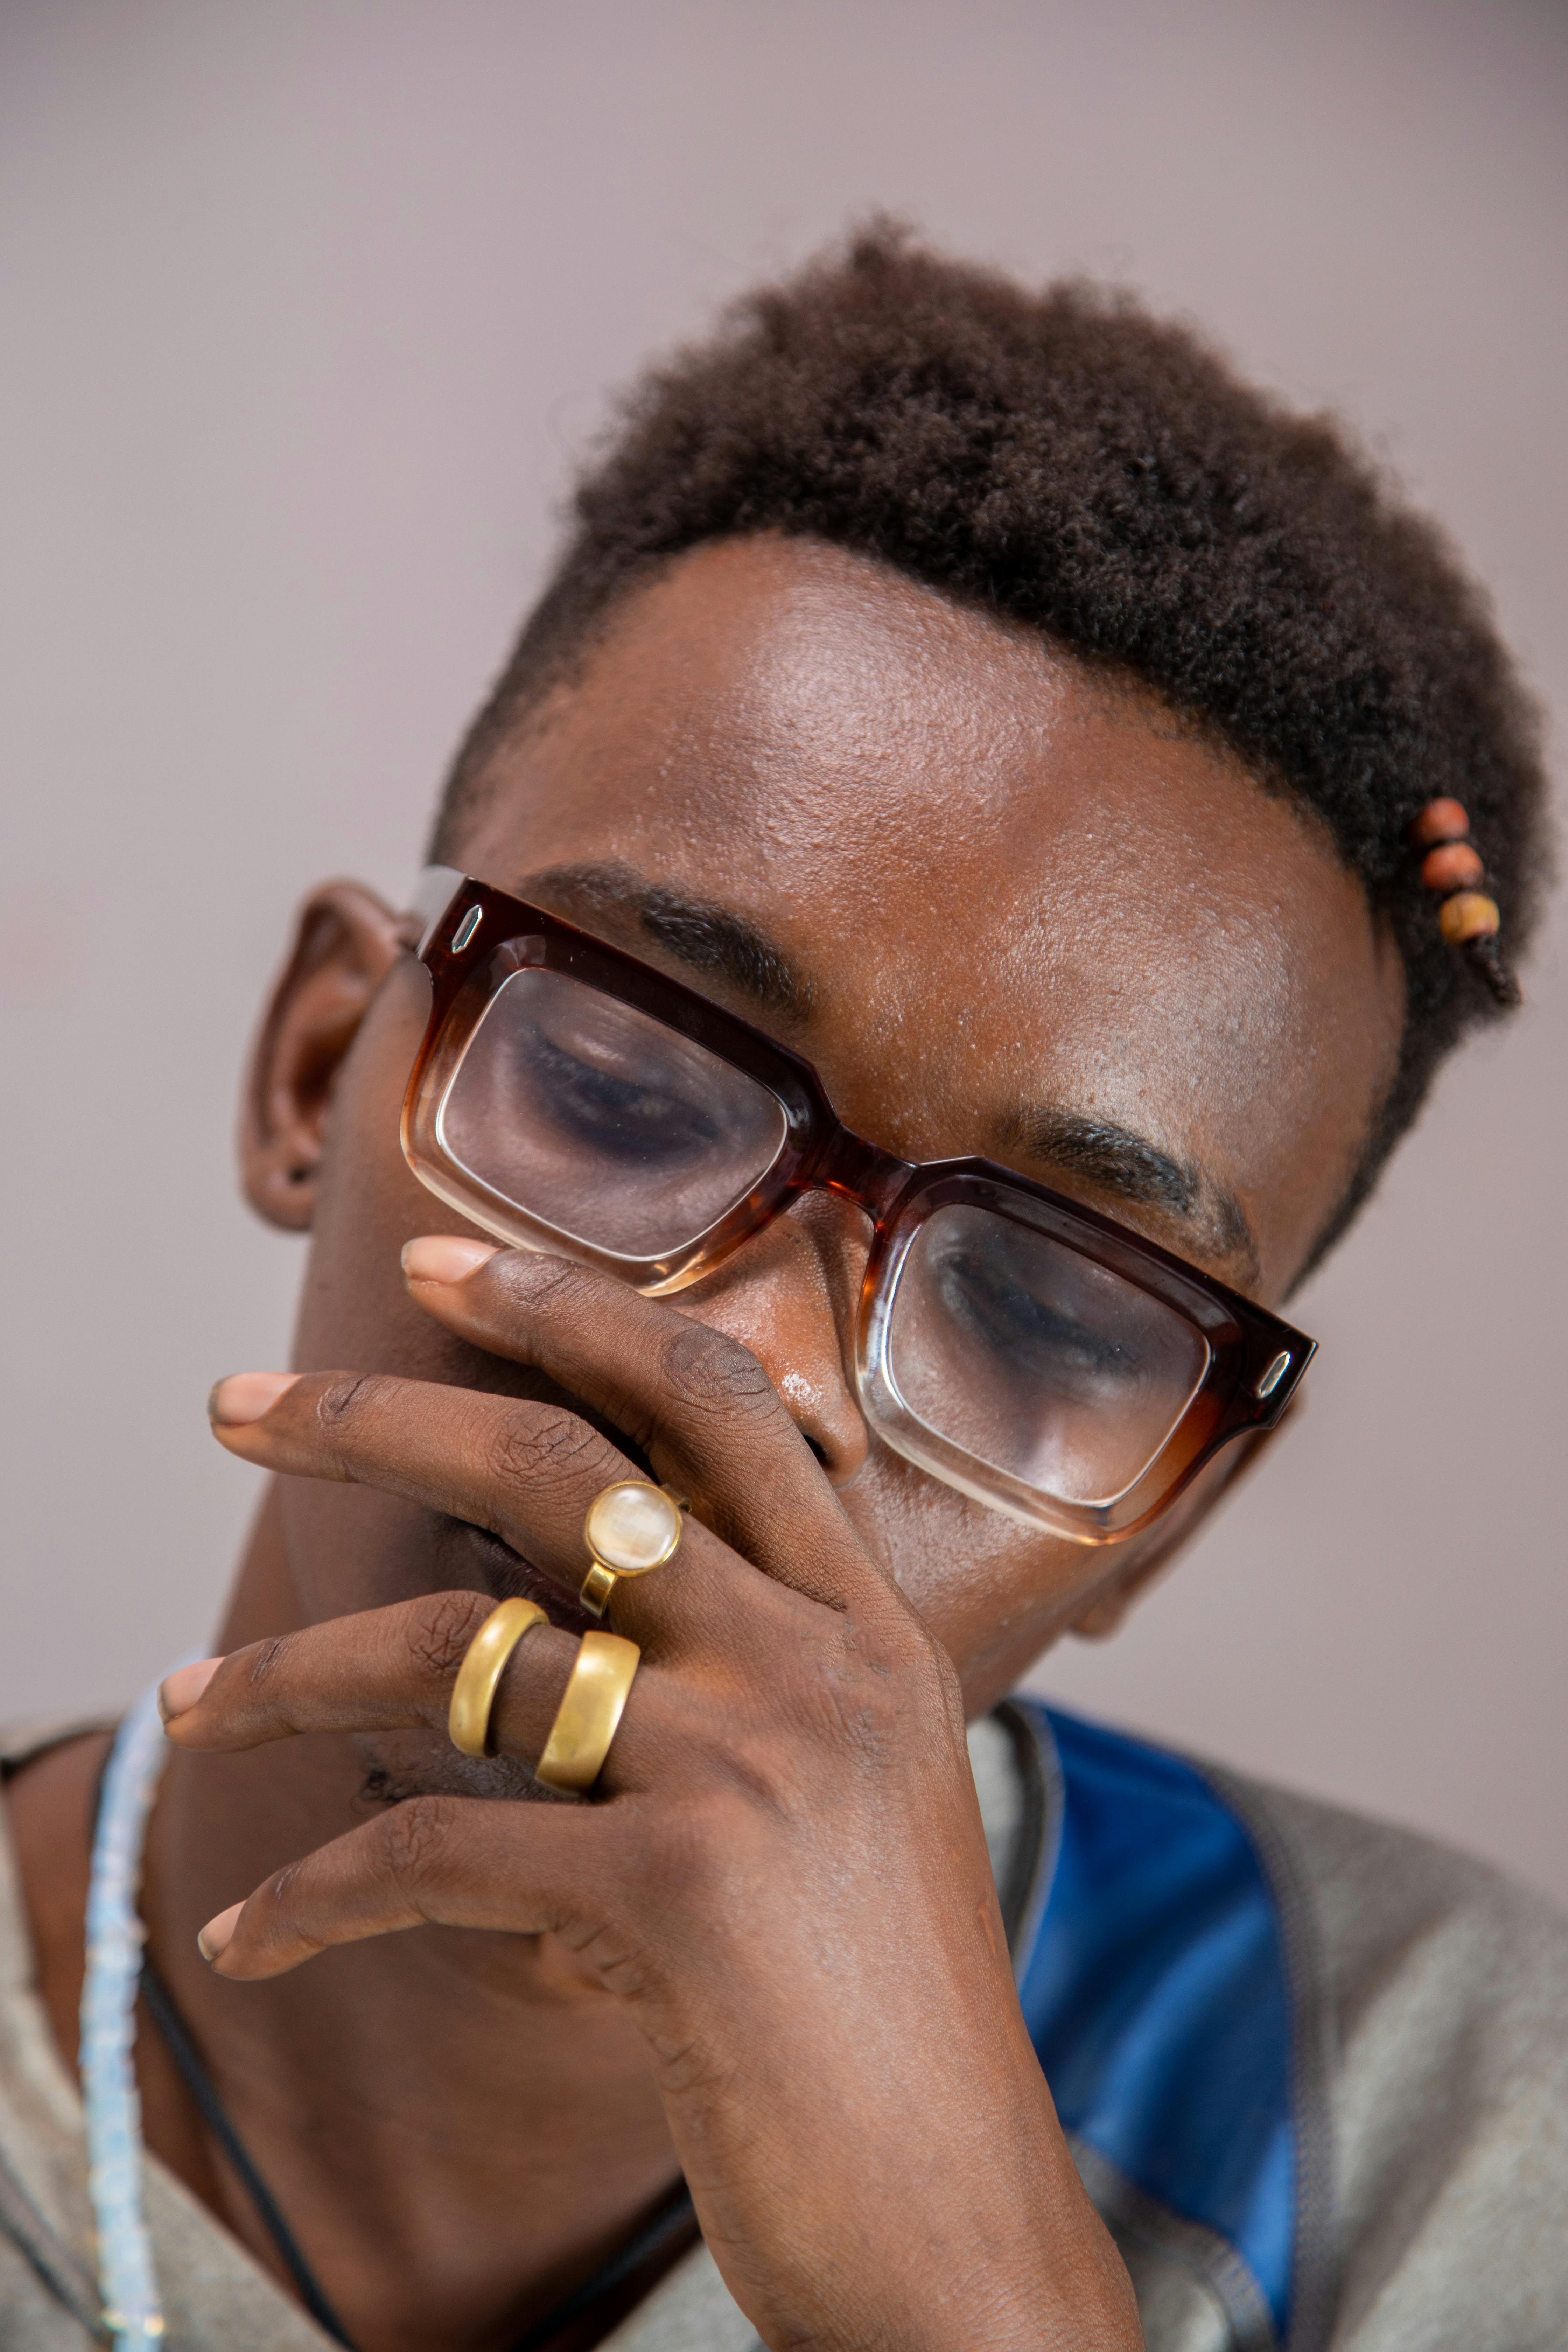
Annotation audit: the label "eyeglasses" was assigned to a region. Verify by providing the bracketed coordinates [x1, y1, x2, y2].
[402, 869, 1314, 1545]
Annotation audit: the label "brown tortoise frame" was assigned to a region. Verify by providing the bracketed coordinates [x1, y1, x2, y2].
[401, 869, 1315, 1545]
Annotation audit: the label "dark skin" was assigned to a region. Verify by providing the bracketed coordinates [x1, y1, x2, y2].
[8, 536, 1404, 2352]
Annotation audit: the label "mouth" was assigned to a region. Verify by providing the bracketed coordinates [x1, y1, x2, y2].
[421, 1361, 660, 1641]
[442, 1520, 599, 1639]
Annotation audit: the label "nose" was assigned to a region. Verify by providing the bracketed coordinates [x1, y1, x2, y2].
[671, 1191, 872, 1486]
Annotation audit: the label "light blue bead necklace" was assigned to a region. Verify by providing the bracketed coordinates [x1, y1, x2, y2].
[80, 1679, 182, 2344]
[76, 1672, 693, 2350]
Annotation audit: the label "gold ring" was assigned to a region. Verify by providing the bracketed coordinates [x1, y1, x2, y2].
[535, 1631, 641, 1793]
[448, 1598, 550, 1758]
[578, 1481, 686, 1618]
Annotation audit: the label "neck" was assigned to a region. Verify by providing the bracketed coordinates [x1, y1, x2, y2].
[139, 1488, 683, 2352]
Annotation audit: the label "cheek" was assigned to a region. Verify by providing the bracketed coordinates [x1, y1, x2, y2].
[281, 966, 494, 1619]
[293, 964, 454, 1373]
[278, 1481, 437, 1624]
[839, 1447, 1111, 1711]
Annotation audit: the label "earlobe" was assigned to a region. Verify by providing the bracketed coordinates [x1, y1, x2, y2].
[240, 882, 407, 1232]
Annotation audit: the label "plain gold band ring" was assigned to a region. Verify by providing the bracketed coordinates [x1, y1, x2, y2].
[579, 1480, 687, 1618]
[535, 1631, 642, 1793]
[448, 1597, 550, 1758]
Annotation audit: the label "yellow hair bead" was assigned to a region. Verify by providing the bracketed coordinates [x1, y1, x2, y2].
[1438, 891, 1501, 946]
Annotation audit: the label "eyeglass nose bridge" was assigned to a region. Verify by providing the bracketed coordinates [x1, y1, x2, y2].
[815, 1124, 915, 1229]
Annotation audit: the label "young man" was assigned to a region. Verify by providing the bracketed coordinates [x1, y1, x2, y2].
[3, 231, 1563, 2351]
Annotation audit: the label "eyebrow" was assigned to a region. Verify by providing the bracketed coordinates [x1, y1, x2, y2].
[522, 860, 813, 1021]
[1003, 1106, 1260, 1287]
[520, 860, 1259, 1283]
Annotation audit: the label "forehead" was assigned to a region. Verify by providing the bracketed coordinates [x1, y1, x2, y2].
[459, 536, 1402, 1298]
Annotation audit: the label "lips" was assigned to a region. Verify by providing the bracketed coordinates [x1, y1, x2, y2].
[448, 1519, 598, 1638]
[421, 1360, 657, 1640]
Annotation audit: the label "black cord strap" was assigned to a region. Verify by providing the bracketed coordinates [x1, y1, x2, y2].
[508, 2178, 697, 2352]
[138, 1955, 356, 2347]
[138, 1952, 695, 2352]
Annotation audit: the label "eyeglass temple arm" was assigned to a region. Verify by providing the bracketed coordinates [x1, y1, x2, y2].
[410, 866, 467, 959]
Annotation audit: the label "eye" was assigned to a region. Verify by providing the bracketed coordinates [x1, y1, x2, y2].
[514, 1022, 724, 1164]
[934, 1239, 1134, 1395]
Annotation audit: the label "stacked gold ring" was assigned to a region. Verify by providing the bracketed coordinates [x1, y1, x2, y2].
[447, 1597, 549, 1758]
[447, 1601, 640, 1794]
[447, 1484, 679, 1792]
[534, 1631, 642, 1792]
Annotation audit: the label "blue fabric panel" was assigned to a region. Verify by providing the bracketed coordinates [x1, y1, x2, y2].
[1014, 1703, 1295, 2338]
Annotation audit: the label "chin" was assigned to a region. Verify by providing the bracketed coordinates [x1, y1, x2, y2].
[348, 1727, 571, 1809]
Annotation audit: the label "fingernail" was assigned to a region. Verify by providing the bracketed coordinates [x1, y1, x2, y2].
[208, 1372, 300, 1427]
[159, 1658, 223, 1723]
[197, 1903, 242, 1965]
[401, 1236, 498, 1286]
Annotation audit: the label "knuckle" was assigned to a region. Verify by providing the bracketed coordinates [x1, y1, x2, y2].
[312, 1371, 385, 1430]
[923, 1634, 967, 1726]
[665, 1685, 816, 1823]
[376, 1794, 456, 1894]
[406, 1589, 492, 1679]
[807, 1667, 900, 1760]
[644, 2017, 735, 2101]
[243, 1633, 295, 1697]
[494, 1250, 583, 1311]
[483, 1403, 608, 1495]
[259, 1863, 328, 1957]
[892, 1612, 964, 1722]
[710, 1734, 805, 1822]
[636, 1797, 735, 1909]
[236, 1634, 310, 1737]
[266, 1859, 306, 1921]
[658, 1321, 775, 1420]
[788, 1614, 925, 1760]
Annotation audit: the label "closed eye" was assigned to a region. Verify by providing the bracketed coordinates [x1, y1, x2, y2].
[934, 1245, 1132, 1395]
[513, 1023, 725, 1165]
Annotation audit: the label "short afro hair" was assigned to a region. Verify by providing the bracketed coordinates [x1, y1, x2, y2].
[434, 225, 1551, 1267]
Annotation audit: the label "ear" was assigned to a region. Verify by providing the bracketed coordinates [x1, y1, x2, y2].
[240, 881, 408, 1231]
[1066, 1394, 1308, 1640]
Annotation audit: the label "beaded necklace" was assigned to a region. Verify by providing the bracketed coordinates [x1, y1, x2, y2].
[81, 1681, 694, 2349]
[82, 1681, 179, 2344]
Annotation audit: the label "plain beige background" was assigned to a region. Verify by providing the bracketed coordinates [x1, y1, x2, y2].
[2, 1, 1564, 1903]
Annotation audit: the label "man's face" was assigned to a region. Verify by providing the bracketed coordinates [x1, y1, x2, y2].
[270, 535, 1403, 1713]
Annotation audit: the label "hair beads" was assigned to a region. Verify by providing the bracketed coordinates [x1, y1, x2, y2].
[1412, 799, 1521, 1008]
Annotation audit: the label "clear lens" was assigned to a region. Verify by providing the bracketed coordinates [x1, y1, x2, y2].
[884, 1203, 1209, 1507]
[436, 967, 788, 1261]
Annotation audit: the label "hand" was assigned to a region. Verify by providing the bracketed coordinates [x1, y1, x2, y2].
[165, 1242, 1140, 2352]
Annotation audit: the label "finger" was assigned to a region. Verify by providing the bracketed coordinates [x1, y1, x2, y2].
[401, 1241, 884, 1613]
[199, 1792, 624, 1979]
[160, 1590, 578, 1764]
[206, 1368, 792, 1653]
[161, 1592, 677, 1793]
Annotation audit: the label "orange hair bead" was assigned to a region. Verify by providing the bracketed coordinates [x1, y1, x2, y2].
[1421, 840, 1484, 893]
[1409, 796, 1518, 1003]
[1438, 891, 1501, 945]
[1412, 797, 1471, 847]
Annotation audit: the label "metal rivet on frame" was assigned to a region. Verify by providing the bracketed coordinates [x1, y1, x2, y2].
[1254, 1350, 1290, 1400]
[451, 905, 482, 952]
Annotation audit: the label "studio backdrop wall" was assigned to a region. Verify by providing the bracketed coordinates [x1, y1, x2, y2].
[3, 0, 1564, 1900]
